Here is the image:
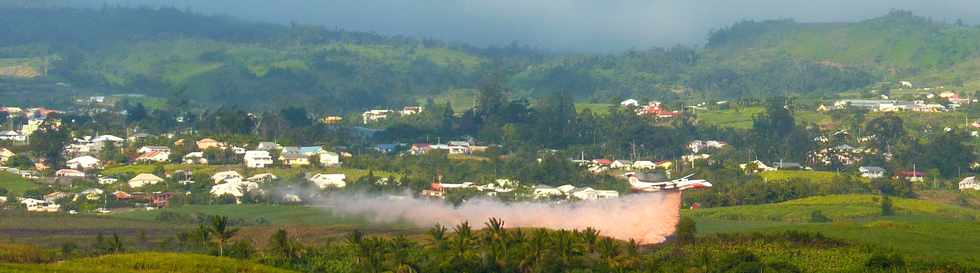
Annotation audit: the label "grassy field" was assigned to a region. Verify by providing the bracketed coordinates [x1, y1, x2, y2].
[425, 88, 477, 113]
[697, 106, 835, 129]
[0, 252, 298, 273]
[695, 106, 765, 129]
[685, 194, 980, 266]
[111, 204, 370, 226]
[574, 103, 614, 115]
[758, 170, 848, 184]
[0, 172, 37, 195]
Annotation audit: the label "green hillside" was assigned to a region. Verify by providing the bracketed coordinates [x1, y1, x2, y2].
[3, 7, 980, 111]
[0, 252, 298, 273]
[686, 194, 980, 266]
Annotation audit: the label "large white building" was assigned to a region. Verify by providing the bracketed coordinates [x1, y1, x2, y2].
[244, 151, 273, 168]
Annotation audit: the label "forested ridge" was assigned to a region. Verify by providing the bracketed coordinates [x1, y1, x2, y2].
[1, 7, 979, 112]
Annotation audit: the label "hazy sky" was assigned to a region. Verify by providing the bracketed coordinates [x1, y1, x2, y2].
[68, 0, 980, 52]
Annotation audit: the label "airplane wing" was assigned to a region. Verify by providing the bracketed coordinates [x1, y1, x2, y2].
[679, 173, 696, 180]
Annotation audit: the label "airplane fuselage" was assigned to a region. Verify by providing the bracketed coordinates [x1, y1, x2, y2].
[628, 175, 712, 192]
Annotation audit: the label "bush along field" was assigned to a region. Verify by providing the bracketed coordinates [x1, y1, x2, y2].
[0, 196, 976, 273]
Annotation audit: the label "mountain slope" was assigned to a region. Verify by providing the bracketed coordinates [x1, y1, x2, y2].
[2, 7, 979, 111]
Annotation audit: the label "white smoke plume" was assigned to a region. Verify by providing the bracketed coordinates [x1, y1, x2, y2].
[317, 191, 683, 244]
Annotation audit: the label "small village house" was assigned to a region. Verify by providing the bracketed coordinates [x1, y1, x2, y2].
[55, 169, 85, 178]
[859, 166, 886, 178]
[959, 177, 980, 191]
[0, 148, 15, 164]
[309, 173, 347, 189]
[137, 146, 171, 154]
[196, 138, 223, 150]
[182, 152, 208, 164]
[134, 151, 170, 163]
[128, 173, 165, 188]
[244, 151, 274, 168]
[66, 155, 101, 170]
[211, 171, 244, 184]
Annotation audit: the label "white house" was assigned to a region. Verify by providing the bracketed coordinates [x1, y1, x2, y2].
[362, 109, 394, 124]
[533, 185, 564, 199]
[0, 148, 15, 164]
[67, 156, 101, 170]
[211, 171, 243, 184]
[859, 166, 886, 179]
[610, 160, 633, 170]
[620, 99, 640, 107]
[210, 180, 260, 198]
[319, 151, 341, 167]
[20, 198, 60, 212]
[182, 152, 208, 164]
[739, 160, 775, 173]
[135, 151, 170, 163]
[960, 177, 980, 191]
[632, 160, 658, 170]
[256, 142, 281, 151]
[309, 173, 347, 189]
[92, 135, 125, 144]
[571, 187, 599, 200]
[557, 184, 577, 194]
[128, 173, 165, 188]
[0, 130, 26, 142]
[244, 151, 273, 168]
[98, 177, 118, 185]
[137, 146, 171, 154]
[55, 169, 86, 178]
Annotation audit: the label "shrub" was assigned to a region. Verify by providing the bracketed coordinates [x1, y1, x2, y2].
[809, 210, 831, 223]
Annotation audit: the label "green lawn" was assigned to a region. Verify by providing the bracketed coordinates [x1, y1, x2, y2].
[0, 172, 36, 195]
[574, 103, 614, 115]
[758, 170, 848, 184]
[111, 204, 379, 227]
[696, 106, 765, 129]
[685, 194, 980, 266]
[697, 106, 834, 129]
[0, 252, 298, 273]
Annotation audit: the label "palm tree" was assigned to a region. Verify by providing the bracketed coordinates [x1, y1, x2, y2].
[482, 217, 509, 270]
[581, 227, 600, 254]
[626, 239, 639, 256]
[428, 224, 447, 251]
[196, 224, 210, 250]
[268, 229, 298, 262]
[207, 215, 239, 256]
[391, 234, 415, 269]
[452, 221, 473, 259]
[597, 237, 620, 259]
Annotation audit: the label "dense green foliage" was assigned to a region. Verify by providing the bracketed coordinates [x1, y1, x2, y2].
[5, 7, 980, 110]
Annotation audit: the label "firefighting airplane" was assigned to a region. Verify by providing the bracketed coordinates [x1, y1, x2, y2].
[624, 172, 712, 192]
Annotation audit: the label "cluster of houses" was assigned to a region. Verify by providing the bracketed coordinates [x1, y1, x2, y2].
[620, 99, 681, 118]
[361, 106, 424, 124]
[573, 158, 673, 174]
[0, 106, 63, 144]
[830, 99, 950, 113]
[409, 140, 490, 155]
[419, 177, 620, 201]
